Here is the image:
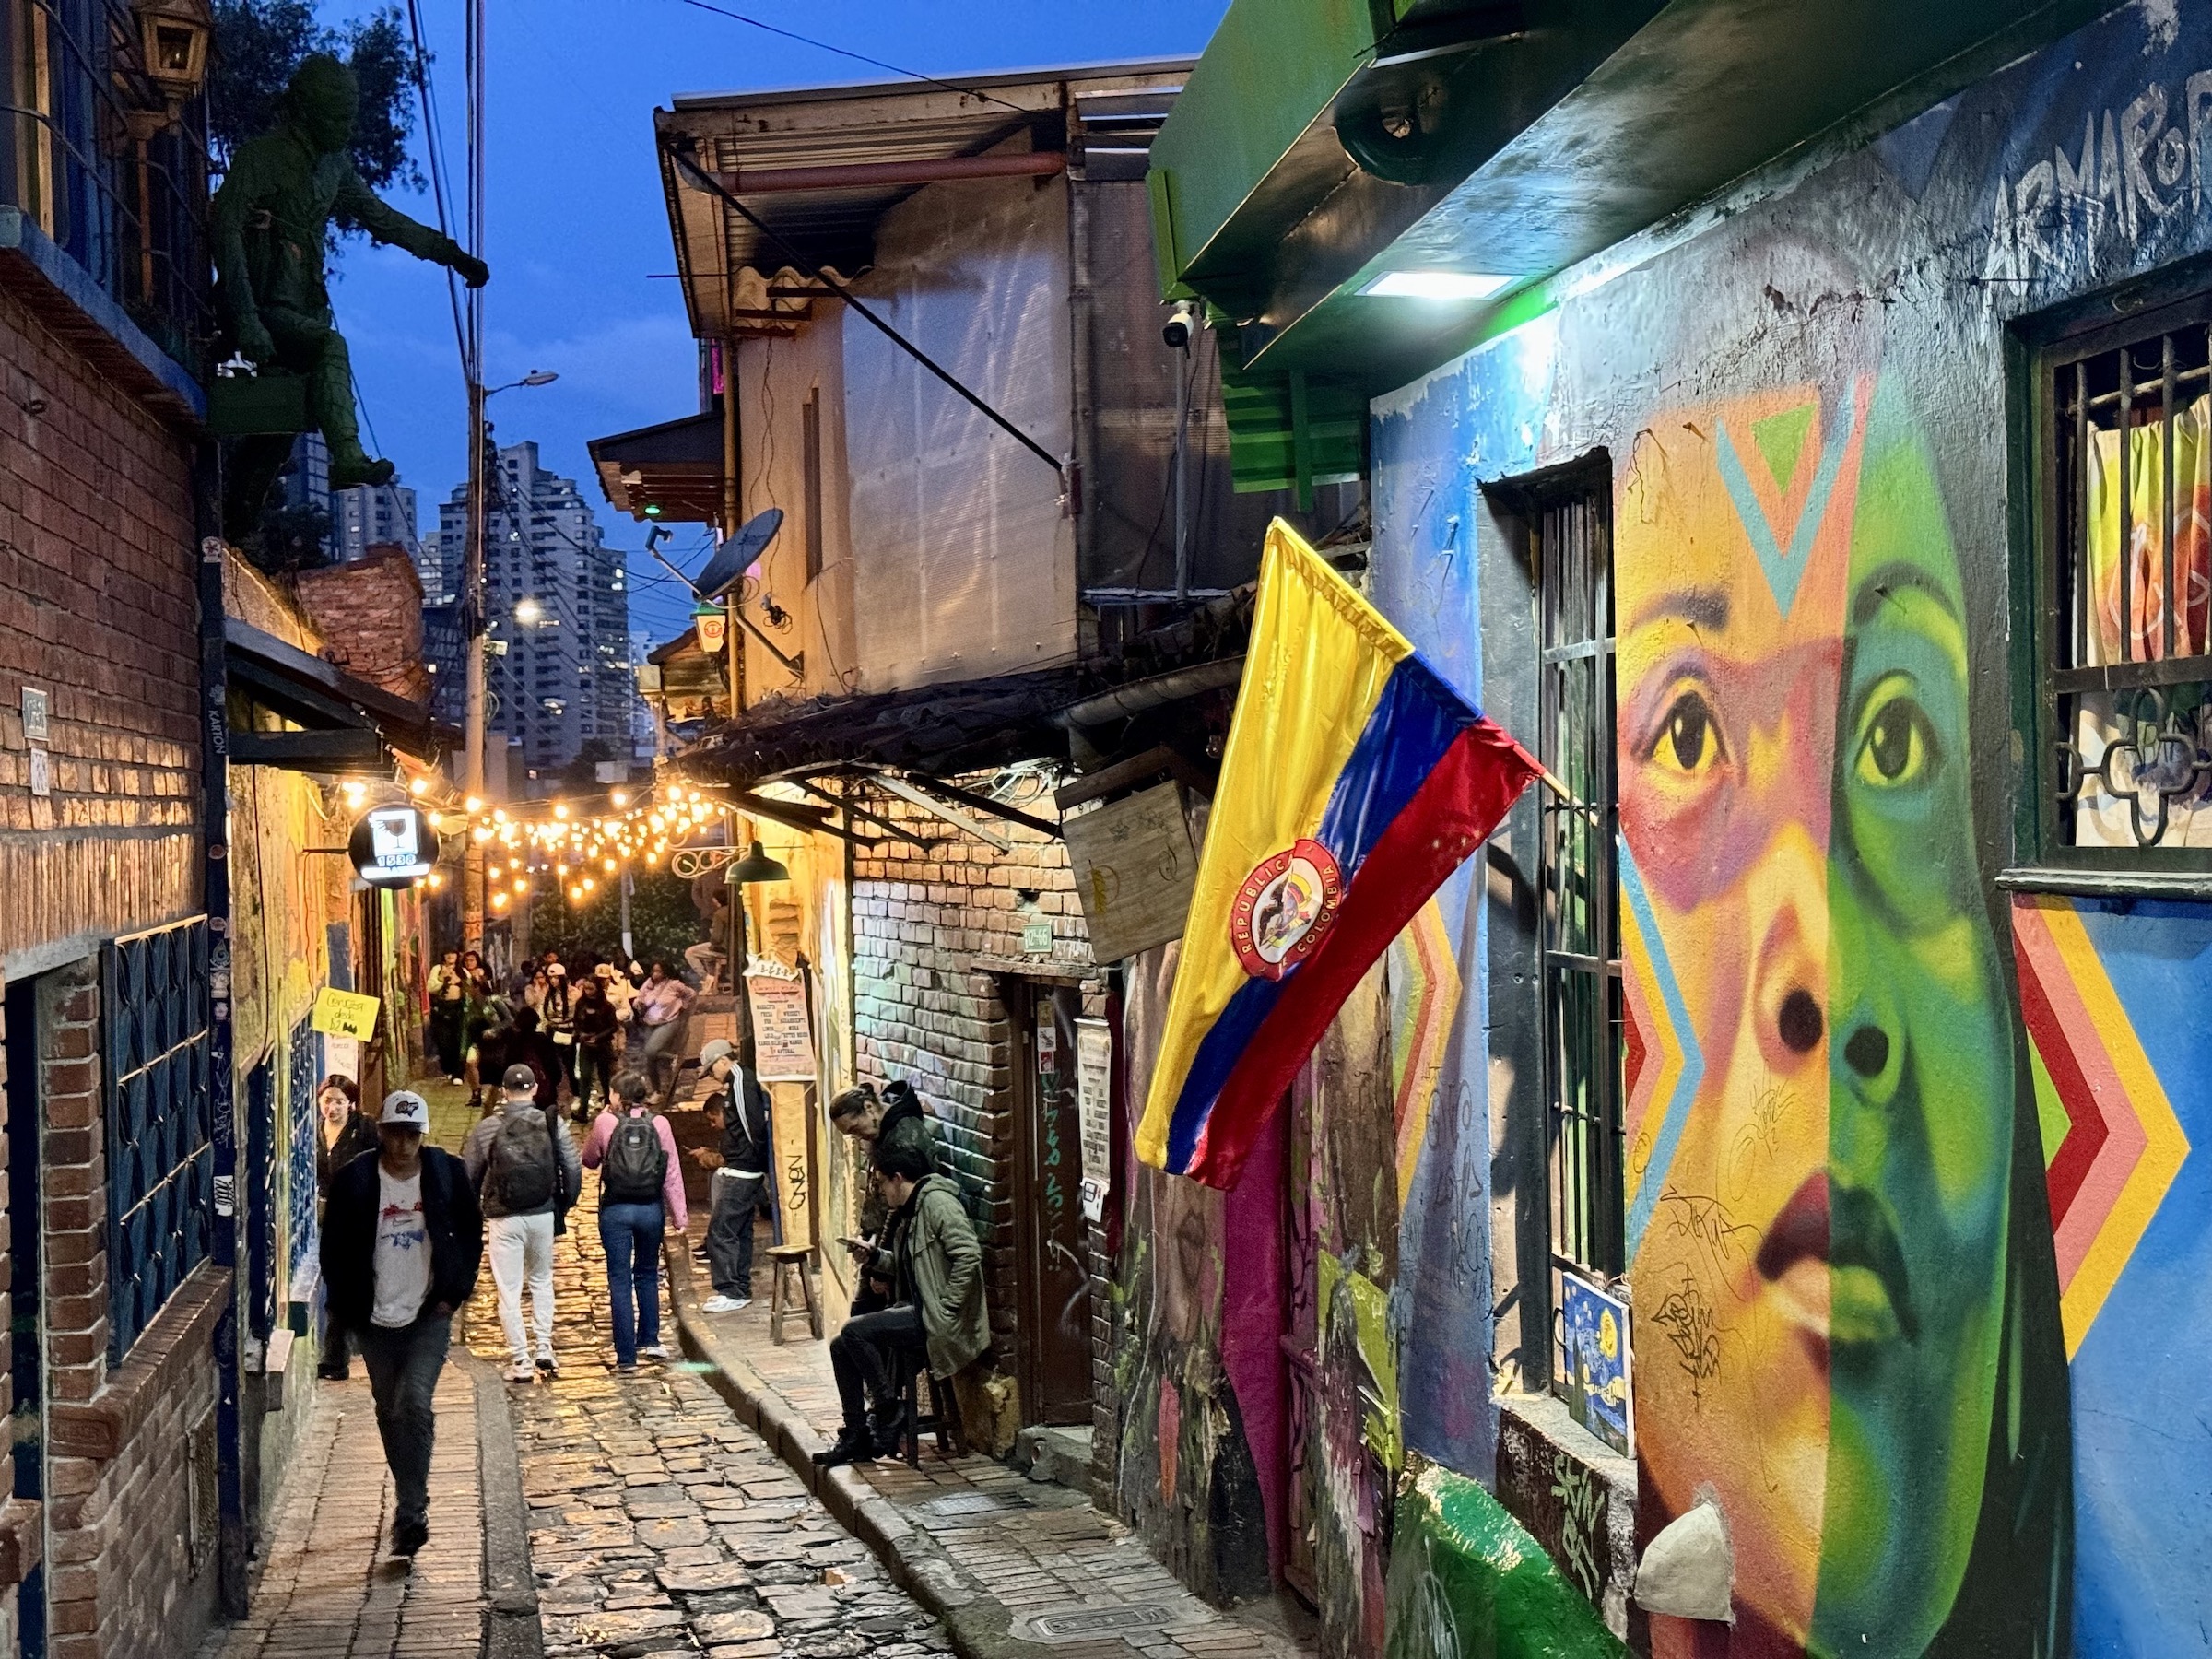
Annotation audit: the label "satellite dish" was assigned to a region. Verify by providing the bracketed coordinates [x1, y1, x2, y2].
[692, 508, 783, 602]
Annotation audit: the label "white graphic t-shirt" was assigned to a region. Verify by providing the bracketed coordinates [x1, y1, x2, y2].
[371, 1167, 431, 1328]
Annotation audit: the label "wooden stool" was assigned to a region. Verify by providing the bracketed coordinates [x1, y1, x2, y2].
[767, 1245, 820, 1343]
[895, 1359, 958, 1467]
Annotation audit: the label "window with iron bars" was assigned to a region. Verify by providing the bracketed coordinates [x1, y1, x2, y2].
[0, 0, 212, 370]
[1532, 473, 1625, 1390]
[103, 915, 214, 1359]
[2034, 294, 2212, 869]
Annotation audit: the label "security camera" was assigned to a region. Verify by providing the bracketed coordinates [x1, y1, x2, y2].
[1162, 300, 1200, 350]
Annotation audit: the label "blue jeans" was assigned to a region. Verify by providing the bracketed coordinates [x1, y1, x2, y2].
[598, 1201, 665, 1366]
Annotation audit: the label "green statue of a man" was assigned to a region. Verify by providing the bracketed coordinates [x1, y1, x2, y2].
[213, 53, 488, 489]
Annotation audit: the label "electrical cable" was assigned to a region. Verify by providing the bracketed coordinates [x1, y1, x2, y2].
[673, 0, 1032, 115]
[404, 0, 469, 376]
[667, 143, 1065, 480]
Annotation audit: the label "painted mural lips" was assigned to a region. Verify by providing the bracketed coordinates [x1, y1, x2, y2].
[1756, 1173, 1918, 1353]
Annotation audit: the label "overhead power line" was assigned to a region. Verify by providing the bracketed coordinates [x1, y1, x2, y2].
[674, 0, 1030, 114]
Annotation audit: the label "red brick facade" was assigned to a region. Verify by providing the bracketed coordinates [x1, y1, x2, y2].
[0, 282, 201, 959]
[291, 545, 432, 707]
[849, 780, 1087, 1381]
[0, 265, 223, 1657]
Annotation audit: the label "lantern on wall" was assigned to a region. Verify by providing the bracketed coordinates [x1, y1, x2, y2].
[693, 602, 728, 655]
[133, 0, 213, 112]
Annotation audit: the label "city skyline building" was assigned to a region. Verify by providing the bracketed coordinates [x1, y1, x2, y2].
[428, 440, 633, 785]
[334, 481, 419, 562]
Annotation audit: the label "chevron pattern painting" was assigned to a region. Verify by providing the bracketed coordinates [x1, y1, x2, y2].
[1618, 841, 1702, 1259]
[2011, 892, 2192, 1359]
[1387, 898, 1461, 1207]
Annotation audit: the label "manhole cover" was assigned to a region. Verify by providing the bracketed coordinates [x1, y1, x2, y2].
[1026, 1605, 1178, 1642]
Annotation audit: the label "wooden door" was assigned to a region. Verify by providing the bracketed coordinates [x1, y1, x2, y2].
[1012, 982, 1091, 1424]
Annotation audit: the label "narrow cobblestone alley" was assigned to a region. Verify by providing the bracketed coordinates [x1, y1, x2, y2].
[200, 1083, 947, 1659]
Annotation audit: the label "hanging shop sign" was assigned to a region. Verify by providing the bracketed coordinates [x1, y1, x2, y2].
[693, 604, 728, 655]
[1061, 782, 1197, 963]
[348, 805, 436, 888]
[746, 970, 817, 1082]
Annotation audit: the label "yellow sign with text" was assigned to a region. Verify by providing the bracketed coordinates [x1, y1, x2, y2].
[311, 987, 382, 1041]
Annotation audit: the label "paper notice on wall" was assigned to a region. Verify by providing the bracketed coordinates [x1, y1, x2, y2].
[1075, 1017, 1112, 1190]
[747, 972, 817, 1083]
[1061, 783, 1196, 963]
[322, 1034, 360, 1085]
[312, 987, 381, 1040]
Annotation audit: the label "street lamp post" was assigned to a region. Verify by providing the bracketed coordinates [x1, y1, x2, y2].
[463, 368, 559, 953]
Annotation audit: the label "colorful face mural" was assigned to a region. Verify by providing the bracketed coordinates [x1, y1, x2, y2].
[1618, 371, 2064, 1654]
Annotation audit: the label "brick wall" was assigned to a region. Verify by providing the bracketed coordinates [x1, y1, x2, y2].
[291, 545, 431, 706]
[0, 280, 200, 962]
[39, 959, 224, 1659]
[849, 779, 1084, 1375]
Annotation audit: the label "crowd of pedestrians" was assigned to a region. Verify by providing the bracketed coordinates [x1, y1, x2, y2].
[306, 938, 990, 1560]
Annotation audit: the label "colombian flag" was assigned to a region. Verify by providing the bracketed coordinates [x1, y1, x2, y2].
[1135, 522, 1538, 1188]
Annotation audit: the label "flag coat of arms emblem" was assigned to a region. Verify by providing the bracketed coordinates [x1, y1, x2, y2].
[1135, 521, 1540, 1188]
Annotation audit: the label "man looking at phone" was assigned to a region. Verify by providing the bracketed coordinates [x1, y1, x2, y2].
[826, 1079, 939, 1313]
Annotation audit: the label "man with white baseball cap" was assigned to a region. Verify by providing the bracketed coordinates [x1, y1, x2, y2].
[320, 1090, 483, 1559]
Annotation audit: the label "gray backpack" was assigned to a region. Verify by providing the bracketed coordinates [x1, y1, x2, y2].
[489, 1108, 557, 1211]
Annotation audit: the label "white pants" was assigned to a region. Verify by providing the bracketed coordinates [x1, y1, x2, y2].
[488, 1212, 557, 1367]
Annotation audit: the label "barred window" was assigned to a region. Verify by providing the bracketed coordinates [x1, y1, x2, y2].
[1533, 473, 1624, 1385]
[2039, 298, 2212, 865]
[103, 917, 215, 1358]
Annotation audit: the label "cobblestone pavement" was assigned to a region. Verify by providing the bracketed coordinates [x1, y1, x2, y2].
[664, 1099, 1314, 1659]
[195, 1357, 489, 1658]
[206, 1074, 947, 1659]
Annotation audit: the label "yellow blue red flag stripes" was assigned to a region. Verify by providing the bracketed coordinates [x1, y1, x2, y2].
[1135, 521, 1538, 1188]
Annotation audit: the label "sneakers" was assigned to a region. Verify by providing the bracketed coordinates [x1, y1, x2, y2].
[702, 1294, 750, 1313]
[509, 1360, 536, 1384]
[392, 1517, 429, 1558]
[315, 1363, 348, 1382]
[812, 1427, 877, 1468]
[616, 1361, 639, 1375]
[535, 1354, 560, 1375]
[639, 1344, 669, 1360]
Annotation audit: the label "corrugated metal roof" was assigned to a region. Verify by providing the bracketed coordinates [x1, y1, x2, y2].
[654, 62, 1189, 342]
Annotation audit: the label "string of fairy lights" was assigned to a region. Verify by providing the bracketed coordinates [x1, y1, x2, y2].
[335, 771, 747, 912]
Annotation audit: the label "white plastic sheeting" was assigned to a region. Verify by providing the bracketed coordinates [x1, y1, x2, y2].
[842, 165, 1076, 693]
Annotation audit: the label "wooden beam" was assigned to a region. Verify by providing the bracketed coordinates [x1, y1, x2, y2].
[866, 772, 1011, 851]
[1053, 743, 1216, 811]
[897, 771, 1060, 839]
[792, 780, 935, 851]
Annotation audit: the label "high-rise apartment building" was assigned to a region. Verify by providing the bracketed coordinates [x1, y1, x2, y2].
[429, 441, 632, 782]
[334, 482, 419, 562]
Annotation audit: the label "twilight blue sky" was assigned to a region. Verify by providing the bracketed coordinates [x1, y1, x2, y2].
[321, 0, 1228, 641]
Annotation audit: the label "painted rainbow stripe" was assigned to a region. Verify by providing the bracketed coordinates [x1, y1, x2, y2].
[1389, 899, 1462, 1207]
[1619, 840, 1703, 1259]
[2012, 892, 2191, 1358]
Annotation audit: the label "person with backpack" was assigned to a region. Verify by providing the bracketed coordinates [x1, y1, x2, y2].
[695, 1038, 771, 1313]
[581, 1071, 688, 1371]
[320, 1090, 482, 1557]
[462, 1062, 581, 1383]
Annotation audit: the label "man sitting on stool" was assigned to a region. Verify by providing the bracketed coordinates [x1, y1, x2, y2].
[815, 1136, 986, 1466]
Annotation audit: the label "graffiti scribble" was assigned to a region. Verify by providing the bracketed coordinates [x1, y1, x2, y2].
[1551, 1453, 1606, 1604]
[1648, 1266, 1724, 1403]
[1724, 1081, 1791, 1200]
[1657, 1187, 1764, 1277]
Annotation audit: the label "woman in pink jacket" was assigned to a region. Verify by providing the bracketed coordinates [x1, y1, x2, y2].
[581, 1071, 689, 1371]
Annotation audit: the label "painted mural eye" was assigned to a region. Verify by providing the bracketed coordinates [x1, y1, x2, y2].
[1651, 688, 1724, 775]
[1853, 676, 1936, 788]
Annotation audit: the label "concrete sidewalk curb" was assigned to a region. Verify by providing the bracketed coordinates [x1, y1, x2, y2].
[664, 1239, 1063, 1659]
[464, 1352, 546, 1659]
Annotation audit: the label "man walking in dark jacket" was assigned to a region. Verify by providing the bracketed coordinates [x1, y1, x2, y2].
[320, 1090, 482, 1558]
